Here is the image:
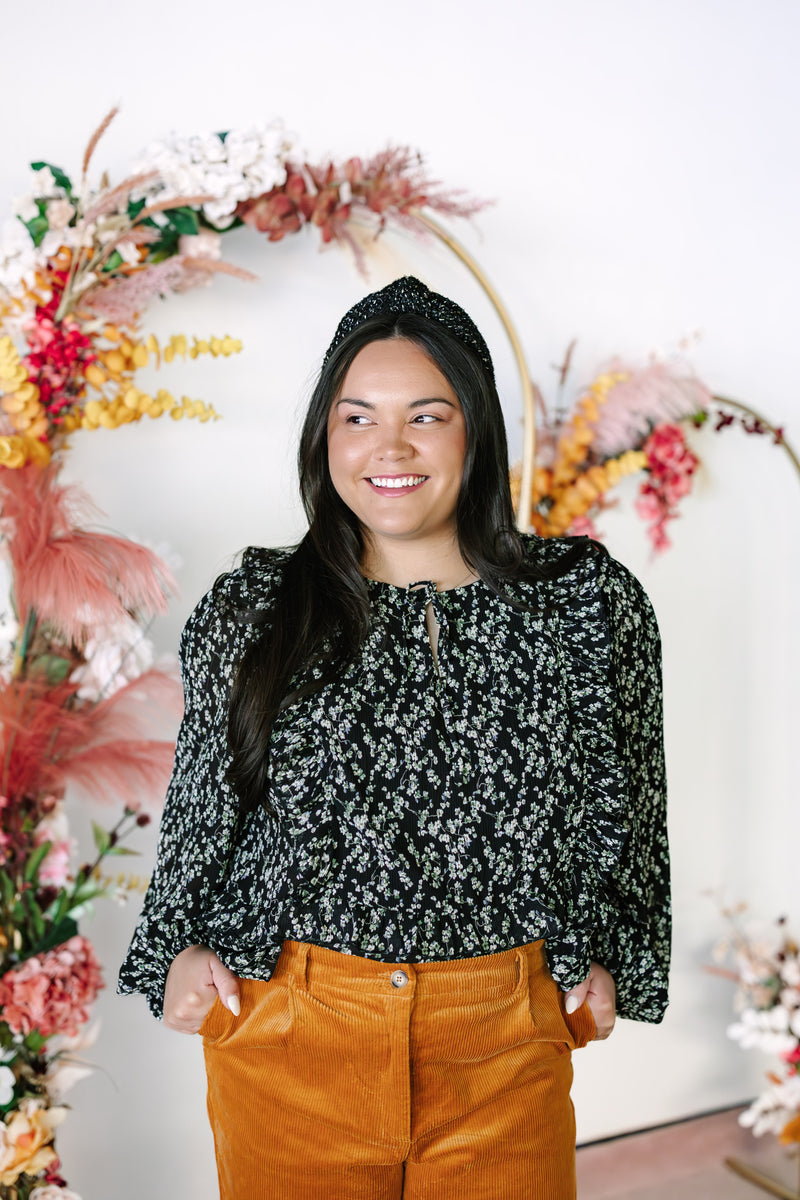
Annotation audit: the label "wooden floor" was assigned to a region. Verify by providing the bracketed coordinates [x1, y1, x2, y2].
[576, 1106, 800, 1199]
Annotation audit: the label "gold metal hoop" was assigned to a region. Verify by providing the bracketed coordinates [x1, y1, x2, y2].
[411, 212, 537, 530]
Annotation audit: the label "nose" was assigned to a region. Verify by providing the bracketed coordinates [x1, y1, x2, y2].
[374, 421, 412, 461]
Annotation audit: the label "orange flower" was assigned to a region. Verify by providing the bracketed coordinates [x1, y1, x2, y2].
[779, 1112, 800, 1144]
[0, 1100, 66, 1186]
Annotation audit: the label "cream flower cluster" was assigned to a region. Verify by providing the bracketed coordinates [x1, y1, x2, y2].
[728, 1004, 800, 1058]
[133, 121, 300, 227]
[739, 1074, 800, 1138]
[0, 168, 83, 315]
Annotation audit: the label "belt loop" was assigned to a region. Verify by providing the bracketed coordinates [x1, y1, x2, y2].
[295, 942, 310, 991]
[515, 946, 528, 992]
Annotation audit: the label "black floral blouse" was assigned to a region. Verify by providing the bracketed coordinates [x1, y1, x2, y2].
[118, 535, 670, 1023]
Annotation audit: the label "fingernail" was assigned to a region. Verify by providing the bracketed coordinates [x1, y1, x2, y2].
[565, 995, 580, 1015]
[226, 995, 241, 1017]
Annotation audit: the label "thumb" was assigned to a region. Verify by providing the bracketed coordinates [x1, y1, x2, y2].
[209, 954, 241, 1017]
[563, 977, 590, 1015]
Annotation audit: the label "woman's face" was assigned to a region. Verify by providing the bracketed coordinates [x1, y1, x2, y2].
[326, 337, 467, 553]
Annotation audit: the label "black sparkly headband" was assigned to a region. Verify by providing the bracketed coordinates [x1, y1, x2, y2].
[323, 275, 495, 384]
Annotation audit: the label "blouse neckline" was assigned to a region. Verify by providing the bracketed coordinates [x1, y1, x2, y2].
[363, 575, 484, 596]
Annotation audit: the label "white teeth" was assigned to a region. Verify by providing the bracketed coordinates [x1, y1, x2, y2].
[369, 475, 426, 488]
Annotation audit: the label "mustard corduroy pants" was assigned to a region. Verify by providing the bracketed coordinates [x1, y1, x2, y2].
[201, 938, 595, 1199]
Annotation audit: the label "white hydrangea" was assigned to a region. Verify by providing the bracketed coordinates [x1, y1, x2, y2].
[0, 216, 42, 300]
[133, 120, 300, 228]
[70, 614, 156, 702]
[727, 1007, 798, 1057]
[28, 165, 59, 198]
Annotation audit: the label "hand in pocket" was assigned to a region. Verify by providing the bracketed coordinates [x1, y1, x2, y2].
[563, 961, 616, 1040]
[163, 945, 241, 1034]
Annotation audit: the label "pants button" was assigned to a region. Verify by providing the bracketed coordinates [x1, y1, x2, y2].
[390, 969, 409, 988]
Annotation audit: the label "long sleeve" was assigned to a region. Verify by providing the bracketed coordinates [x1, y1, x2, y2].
[590, 553, 671, 1022]
[117, 549, 284, 1017]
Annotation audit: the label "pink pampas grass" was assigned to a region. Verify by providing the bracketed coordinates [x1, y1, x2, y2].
[0, 466, 175, 646]
[587, 360, 712, 459]
[0, 668, 181, 813]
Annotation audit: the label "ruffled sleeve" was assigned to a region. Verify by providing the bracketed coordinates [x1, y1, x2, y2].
[117, 547, 285, 1017]
[590, 550, 671, 1023]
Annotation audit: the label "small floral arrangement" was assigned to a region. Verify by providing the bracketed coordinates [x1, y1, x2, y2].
[713, 907, 800, 1144]
[515, 350, 787, 553]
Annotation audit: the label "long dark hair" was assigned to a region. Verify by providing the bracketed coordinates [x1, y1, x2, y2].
[226, 312, 590, 813]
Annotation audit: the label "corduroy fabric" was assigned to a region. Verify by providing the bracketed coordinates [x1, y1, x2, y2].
[201, 939, 595, 1199]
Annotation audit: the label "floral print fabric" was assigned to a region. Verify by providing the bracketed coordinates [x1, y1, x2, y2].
[118, 536, 669, 1022]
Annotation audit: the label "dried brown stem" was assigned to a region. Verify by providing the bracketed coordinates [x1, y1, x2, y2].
[83, 171, 159, 223]
[180, 257, 259, 281]
[82, 106, 120, 179]
[136, 195, 215, 220]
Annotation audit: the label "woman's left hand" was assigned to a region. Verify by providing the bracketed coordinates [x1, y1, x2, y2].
[563, 961, 616, 1040]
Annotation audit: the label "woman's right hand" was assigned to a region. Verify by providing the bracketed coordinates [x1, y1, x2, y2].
[163, 945, 242, 1034]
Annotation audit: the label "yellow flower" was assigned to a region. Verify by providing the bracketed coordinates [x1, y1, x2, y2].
[0, 1100, 66, 1186]
[0, 435, 51, 469]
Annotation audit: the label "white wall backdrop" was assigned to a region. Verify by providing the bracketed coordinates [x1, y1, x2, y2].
[3, 0, 800, 1195]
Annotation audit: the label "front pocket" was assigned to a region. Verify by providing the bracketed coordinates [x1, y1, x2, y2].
[527, 967, 576, 1054]
[564, 996, 596, 1048]
[198, 995, 226, 1042]
[201, 979, 294, 1050]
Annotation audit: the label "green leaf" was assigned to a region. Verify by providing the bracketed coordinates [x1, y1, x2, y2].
[24, 842, 51, 884]
[29, 653, 73, 685]
[69, 878, 106, 906]
[30, 160, 73, 194]
[164, 206, 199, 236]
[102, 250, 124, 273]
[21, 891, 45, 943]
[43, 889, 70, 925]
[92, 821, 111, 856]
[127, 195, 147, 220]
[146, 232, 181, 264]
[106, 845, 140, 857]
[20, 213, 49, 248]
[25, 916, 79, 960]
[0, 872, 15, 906]
[24, 1028, 47, 1054]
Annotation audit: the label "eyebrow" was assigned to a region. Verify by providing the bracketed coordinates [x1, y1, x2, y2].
[335, 397, 458, 410]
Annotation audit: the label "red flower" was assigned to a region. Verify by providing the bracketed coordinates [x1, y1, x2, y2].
[636, 423, 699, 553]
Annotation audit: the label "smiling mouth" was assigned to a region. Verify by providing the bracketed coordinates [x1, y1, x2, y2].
[367, 475, 429, 491]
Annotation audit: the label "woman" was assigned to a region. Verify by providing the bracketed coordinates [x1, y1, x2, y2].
[119, 276, 670, 1199]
